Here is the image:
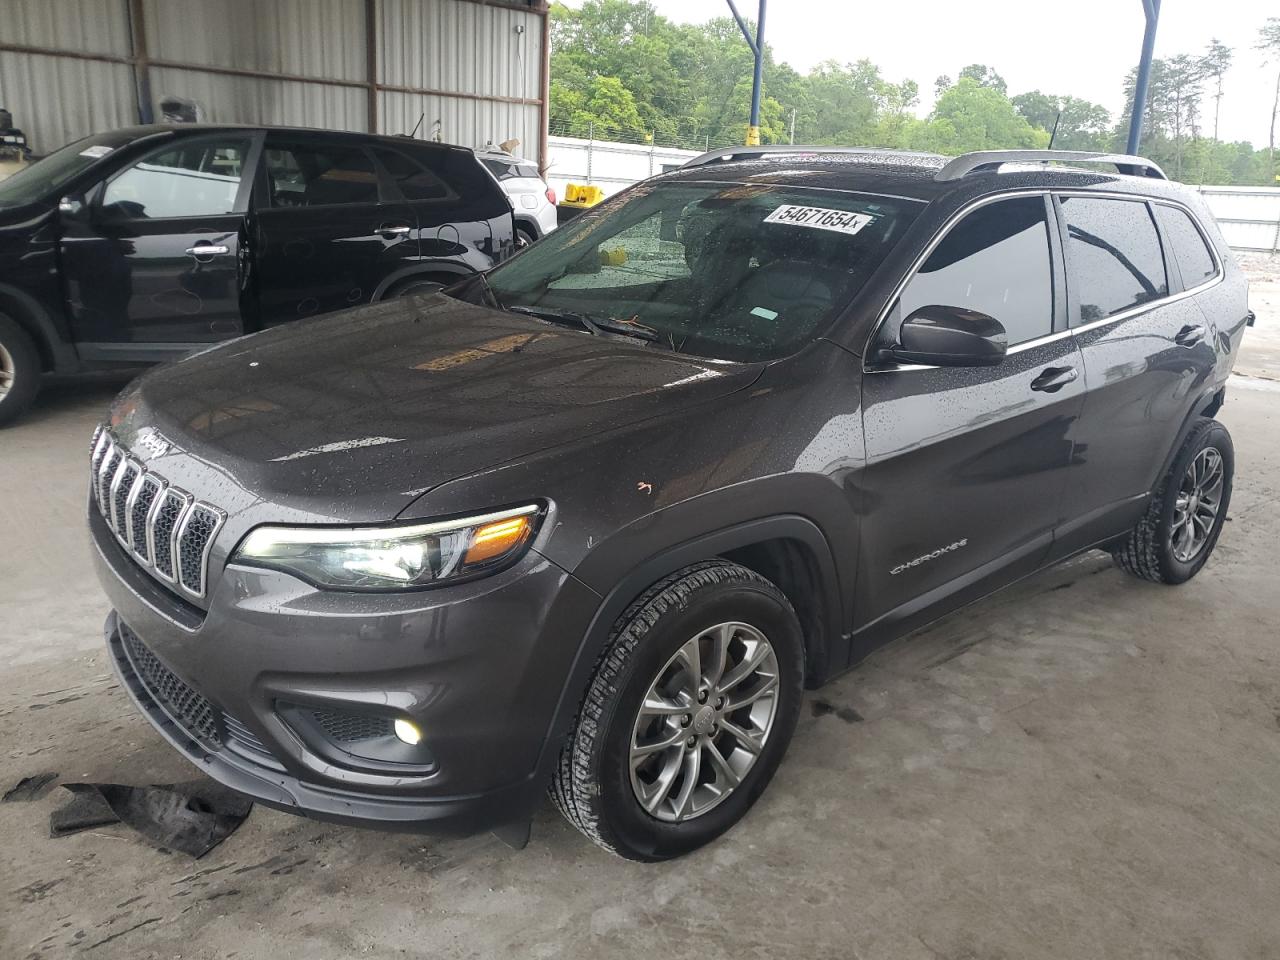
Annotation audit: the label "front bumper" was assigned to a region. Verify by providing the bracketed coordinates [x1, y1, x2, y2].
[92, 508, 599, 835]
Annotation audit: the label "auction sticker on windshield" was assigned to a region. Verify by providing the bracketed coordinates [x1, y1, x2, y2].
[763, 204, 874, 236]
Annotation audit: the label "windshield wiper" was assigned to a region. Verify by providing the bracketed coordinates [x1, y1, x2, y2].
[506, 304, 604, 336]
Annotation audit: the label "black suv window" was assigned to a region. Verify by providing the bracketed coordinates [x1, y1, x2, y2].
[1062, 197, 1168, 323]
[264, 143, 380, 208]
[374, 149, 456, 202]
[101, 137, 251, 219]
[1154, 204, 1217, 287]
[482, 157, 540, 181]
[898, 196, 1053, 346]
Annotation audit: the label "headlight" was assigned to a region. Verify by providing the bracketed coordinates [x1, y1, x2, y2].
[231, 504, 541, 590]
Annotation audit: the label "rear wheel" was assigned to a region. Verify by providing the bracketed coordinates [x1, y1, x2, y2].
[515, 225, 537, 250]
[551, 560, 804, 861]
[0, 312, 41, 427]
[1111, 417, 1234, 584]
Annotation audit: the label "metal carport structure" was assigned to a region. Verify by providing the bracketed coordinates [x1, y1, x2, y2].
[0, 0, 550, 170]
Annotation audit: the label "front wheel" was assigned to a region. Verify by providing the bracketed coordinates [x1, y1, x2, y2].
[0, 312, 41, 427]
[551, 560, 804, 861]
[1111, 417, 1234, 584]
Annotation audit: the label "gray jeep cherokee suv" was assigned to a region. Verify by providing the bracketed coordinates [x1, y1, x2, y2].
[89, 149, 1250, 861]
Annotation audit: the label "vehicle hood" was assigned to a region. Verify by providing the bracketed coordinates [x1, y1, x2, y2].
[109, 294, 762, 521]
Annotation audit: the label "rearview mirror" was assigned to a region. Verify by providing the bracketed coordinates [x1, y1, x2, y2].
[57, 193, 87, 219]
[882, 305, 1007, 367]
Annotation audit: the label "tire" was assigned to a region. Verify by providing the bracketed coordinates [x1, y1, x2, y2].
[1111, 417, 1234, 584]
[515, 226, 537, 250]
[0, 312, 42, 427]
[551, 560, 804, 861]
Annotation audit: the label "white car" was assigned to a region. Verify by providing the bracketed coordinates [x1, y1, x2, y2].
[478, 151, 557, 248]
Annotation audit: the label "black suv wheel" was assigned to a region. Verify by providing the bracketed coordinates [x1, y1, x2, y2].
[1112, 417, 1234, 584]
[551, 560, 804, 861]
[0, 312, 41, 427]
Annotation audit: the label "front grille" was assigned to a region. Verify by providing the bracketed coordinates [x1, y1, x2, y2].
[91, 426, 225, 600]
[311, 709, 392, 743]
[119, 622, 220, 746]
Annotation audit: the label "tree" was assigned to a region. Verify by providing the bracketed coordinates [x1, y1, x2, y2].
[1200, 39, 1233, 142]
[1012, 91, 1112, 150]
[918, 78, 1048, 153]
[1260, 18, 1280, 179]
[958, 64, 1007, 96]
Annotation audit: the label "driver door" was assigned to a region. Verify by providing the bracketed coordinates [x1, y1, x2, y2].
[58, 133, 261, 354]
[854, 194, 1086, 640]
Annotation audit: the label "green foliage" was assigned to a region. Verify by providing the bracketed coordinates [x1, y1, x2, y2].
[548, 0, 1276, 184]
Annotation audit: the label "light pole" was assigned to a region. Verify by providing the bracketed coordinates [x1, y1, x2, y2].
[1126, 0, 1161, 155]
[726, 0, 767, 146]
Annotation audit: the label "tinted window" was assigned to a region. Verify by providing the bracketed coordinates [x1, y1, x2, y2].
[375, 149, 455, 202]
[897, 196, 1053, 345]
[1062, 197, 1168, 323]
[101, 138, 250, 219]
[480, 182, 920, 363]
[482, 158, 539, 181]
[263, 143, 379, 207]
[1155, 204, 1217, 287]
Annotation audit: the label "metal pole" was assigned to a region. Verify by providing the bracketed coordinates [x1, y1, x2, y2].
[725, 0, 766, 146]
[1126, 0, 1161, 155]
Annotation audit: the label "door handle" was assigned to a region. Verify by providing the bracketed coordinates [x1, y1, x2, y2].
[184, 243, 230, 258]
[376, 223, 412, 237]
[1175, 324, 1206, 347]
[1030, 366, 1079, 393]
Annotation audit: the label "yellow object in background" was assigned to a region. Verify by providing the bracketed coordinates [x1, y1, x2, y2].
[600, 248, 627, 266]
[745, 125, 761, 146]
[562, 183, 605, 208]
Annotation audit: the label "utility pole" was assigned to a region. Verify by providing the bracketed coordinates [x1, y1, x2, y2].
[789, 108, 796, 144]
[1126, 0, 1161, 155]
[726, 0, 767, 146]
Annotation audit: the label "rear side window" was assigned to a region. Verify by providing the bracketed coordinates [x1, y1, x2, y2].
[374, 149, 456, 202]
[263, 143, 380, 208]
[897, 196, 1053, 346]
[1061, 197, 1168, 323]
[1154, 204, 1217, 287]
[391, 145, 497, 204]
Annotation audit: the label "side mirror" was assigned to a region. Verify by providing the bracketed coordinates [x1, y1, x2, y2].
[58, 193, 87, 219]
[882, 305, 1007, 367]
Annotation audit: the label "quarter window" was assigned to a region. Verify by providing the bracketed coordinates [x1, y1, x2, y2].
[101, 138, 250, 219]
[897, 196, 1054, 346]
[1154, 204, 1217, 287]
[263, 143, 380, 208]
[374, 149, 456, 202]
[1061, 197, 1168, 323]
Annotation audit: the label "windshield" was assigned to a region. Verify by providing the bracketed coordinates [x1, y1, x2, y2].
[0, 131, 138, 208]
[478, 179, 921, 362]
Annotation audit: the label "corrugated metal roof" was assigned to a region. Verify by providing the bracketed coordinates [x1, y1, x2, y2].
[143, 0, 367, 82]
[380, 0, 541, 101]
[379, 90, 540, 156]
[5, 0, 132, 56]
[0, 52, 136, 153]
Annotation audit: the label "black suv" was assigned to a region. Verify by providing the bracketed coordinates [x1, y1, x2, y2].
[88, 149, 1249, 861]
[0, 124, 513, 424]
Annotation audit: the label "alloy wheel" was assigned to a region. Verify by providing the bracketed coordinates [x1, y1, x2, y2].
[0, 342, 13, 399]
[629, 621, 780, 823]
[1171, 447, 1224, 563]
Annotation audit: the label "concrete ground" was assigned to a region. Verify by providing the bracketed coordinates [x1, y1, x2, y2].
[3, 265, 1280, 960]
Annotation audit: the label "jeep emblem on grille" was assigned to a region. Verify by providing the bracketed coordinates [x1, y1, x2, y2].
[133, 428, 172, 459]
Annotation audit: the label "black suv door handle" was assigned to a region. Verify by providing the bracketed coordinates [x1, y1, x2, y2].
[184, 242, 231, 259]
[1175, 324, 1206, 347]
[376, 222, 412, 238]
[1030, 366, 1079, 393]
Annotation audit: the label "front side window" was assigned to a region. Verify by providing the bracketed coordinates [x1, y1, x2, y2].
[1062, 196, 1168, 323]
[101, 138, 251, 219]
[478, 181, 921, 362]
[895, 196, 1054, 346]
[0, 129, 139, 208]
[1154, 204, 1217, 287]
[263, 143, 380, 208]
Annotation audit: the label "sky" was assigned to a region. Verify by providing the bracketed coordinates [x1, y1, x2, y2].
[566, 0, 1278, 147]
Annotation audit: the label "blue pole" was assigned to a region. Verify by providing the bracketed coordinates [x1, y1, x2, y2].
[1126, 0, 1160, 155]
[748, 0, 766, 145]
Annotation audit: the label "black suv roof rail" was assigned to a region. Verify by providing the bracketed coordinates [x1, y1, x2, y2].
[681, 144, 937, 168]
[934, 149, 1167, 181]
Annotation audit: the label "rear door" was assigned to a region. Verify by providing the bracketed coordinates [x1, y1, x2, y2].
[1052, 194, 1219, 554]
[375, 143, 514, 273]
[252, 135, 416, 327]
[59, 133, 259, 352]
[857, 194, 1085, 632]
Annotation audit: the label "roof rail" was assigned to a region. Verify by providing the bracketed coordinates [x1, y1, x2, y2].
[682, 144, 911, 168]
[934, 150, 1167, 181]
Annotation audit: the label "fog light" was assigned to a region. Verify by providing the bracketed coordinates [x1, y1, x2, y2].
[393, 718, 422, 745]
